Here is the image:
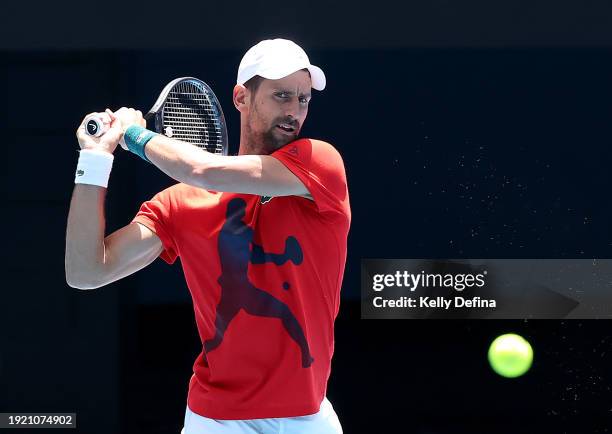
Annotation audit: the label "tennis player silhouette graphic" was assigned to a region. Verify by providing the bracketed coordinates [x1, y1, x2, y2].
[204, 198, 315, 368]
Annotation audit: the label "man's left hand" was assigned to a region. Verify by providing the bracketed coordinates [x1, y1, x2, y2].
[111, 107, 147, 150]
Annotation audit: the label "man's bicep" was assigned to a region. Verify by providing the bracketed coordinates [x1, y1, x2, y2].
[100, 222, 164, 286]
[197, 155, 310, 198]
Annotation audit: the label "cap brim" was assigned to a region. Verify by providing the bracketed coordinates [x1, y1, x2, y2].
[307, 64, 326, 91]
[257, 64, 327, 91]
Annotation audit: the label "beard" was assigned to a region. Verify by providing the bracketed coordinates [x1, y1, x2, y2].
[262, 123, 299, 149]
[246, 113, 300, 154]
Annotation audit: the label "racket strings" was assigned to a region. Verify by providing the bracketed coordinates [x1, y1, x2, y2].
[162, 80, 226, 155]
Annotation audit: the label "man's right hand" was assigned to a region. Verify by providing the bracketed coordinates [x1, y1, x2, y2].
[76, 109, 124, 154]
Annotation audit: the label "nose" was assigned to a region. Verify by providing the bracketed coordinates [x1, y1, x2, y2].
[285, 113, 296, 124]
[284, 105, 297, 120]
[284, 97, 304, 119]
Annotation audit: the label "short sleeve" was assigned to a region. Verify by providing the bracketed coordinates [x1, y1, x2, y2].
[271, 139, 350, 219]
[131, 190, 178, 264]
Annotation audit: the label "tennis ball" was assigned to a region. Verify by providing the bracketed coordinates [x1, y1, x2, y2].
[488, 333, 533, 378]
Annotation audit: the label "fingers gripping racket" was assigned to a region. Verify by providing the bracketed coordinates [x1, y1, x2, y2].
[85, 77, 228, 155]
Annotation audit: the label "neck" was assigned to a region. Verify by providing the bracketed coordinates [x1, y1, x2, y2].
[237, 133, 267, 156]
[238, 117, 252, 155]
[238, 118, 270, 156]
[238, 142, 268, 156]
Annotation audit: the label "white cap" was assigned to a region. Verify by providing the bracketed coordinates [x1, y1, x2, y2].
[237, 39, 326, 91]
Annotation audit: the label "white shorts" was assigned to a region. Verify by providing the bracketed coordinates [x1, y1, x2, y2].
[180, 397, 343, 434]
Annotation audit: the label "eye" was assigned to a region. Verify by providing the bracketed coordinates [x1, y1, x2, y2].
[299, 97, 309, 104]
[275, 92, 289, 99]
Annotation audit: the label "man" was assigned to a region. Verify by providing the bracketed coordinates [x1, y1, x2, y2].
[65, 39, 350, 434]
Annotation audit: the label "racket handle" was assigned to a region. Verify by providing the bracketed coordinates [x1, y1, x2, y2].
[84, 114, 110, 137]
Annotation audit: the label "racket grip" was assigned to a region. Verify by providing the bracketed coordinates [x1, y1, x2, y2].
[84, 114, 110, 137]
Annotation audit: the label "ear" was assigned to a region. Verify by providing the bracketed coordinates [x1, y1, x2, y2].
[233, 84, 249, 113]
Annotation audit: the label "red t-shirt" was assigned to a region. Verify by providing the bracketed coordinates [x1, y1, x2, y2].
[131, 138, 350, 420]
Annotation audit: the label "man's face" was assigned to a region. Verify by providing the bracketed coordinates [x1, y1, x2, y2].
[244, 70, 312, 153]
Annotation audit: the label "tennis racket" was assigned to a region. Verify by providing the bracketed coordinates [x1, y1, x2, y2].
[85, 77, 228, 155]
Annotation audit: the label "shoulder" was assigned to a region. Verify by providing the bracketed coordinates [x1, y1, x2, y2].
[308, 138, 340, 153]
[289, 138, 341, 155]
[277, 138, 345, 169]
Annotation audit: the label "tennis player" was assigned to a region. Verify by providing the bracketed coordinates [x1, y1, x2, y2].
[66, 39, 350, 434]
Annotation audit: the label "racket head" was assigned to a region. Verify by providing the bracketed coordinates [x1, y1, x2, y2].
[145, 77, 228, 155]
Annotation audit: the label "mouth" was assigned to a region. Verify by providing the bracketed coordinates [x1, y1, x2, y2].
[276, 123, 297, 134]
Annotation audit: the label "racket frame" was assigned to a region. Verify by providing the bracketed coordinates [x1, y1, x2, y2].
[144, 76, 229, 155]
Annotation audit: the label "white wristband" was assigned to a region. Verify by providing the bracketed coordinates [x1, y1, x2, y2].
[74, 149, 114, 188]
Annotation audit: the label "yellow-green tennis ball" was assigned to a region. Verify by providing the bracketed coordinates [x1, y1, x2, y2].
[488, 333, 533, 378]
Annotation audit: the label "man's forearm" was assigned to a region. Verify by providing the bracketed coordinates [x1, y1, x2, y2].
[65, 184, 107, 289]
[142, 134, 215, 189]
[136, 131, 304, 197]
